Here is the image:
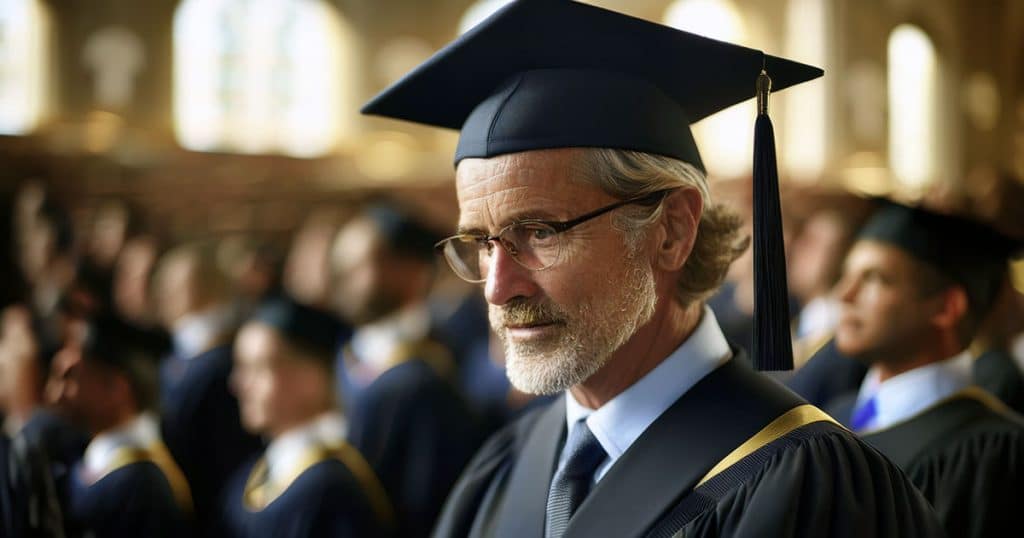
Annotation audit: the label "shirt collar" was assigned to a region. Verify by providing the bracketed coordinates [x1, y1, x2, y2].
[855, 350, 974, 431]
[563, 306, 731, 476]
[172, 305, 236, 359]
[264, 411, 347, 485]
[350, 302, 431, 369]
[83, 412, 160, 476]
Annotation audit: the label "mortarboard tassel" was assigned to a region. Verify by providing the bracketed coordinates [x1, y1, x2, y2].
[752, 69, 794, 371]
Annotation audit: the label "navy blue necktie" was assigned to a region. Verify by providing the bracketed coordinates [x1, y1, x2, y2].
[545, 421, 606, 538]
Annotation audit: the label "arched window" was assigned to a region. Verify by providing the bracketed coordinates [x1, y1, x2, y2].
[173, 0, 356, 157]
[781, 0, 829, 181]
[664, 0, 752, 180]
[887, 24, 938, 189]
[0, 0, 50, 135]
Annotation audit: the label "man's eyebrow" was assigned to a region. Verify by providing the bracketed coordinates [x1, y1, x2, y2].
[456, 209, 563, 235]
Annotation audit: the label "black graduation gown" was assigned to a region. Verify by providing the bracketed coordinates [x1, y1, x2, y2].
[66, 459, 187, 538]
[160, 344, 264, 536]
[972, 348, 1024, 414]
[854, 388, 1024, 538]
[433, 356, 944, 538]
[346, 345, 484, 538]
[223, 446, 393, 538]
[785, 337, 867, 408]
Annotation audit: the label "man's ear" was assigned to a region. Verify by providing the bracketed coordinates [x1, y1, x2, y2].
[654, 188, 702, 272]
[930, 285, 968, 332]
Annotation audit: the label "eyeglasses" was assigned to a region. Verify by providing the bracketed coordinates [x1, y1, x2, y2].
[435, 189, 673, 283]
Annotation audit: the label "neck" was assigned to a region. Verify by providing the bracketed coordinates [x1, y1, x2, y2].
[267, 405, 333, 440]
[874, 331, 963, 383]
[570, 299, 702, 409]
[92, 407, 138, 438]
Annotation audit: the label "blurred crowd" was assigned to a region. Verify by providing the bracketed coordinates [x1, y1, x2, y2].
[1, 176, 1023, 538]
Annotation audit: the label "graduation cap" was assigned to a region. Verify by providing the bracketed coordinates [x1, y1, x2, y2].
[857, 202, 1023, 318]
[250, 297, 344, 361]
[363, 203, 440, 263]
[82, 315, 158, 369]
[362, 0, 823, 370]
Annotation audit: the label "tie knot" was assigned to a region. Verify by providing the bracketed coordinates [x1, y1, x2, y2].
[561, 421, 606, 479]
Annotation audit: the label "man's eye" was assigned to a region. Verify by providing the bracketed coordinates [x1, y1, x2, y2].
[527, 226, 555, 241]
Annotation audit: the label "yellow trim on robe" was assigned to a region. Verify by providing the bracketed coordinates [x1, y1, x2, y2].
[696, 404, 841, 487]
[99, 444, 194, 514]
[243, 441, 394, 527]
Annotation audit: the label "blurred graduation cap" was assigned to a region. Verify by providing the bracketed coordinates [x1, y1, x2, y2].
[82, 315, 157, 368]
[362, 0, 824, 370]
[250, 297, 344, 361]
[363, 203, 440, 263]
[857, 201, 1024, 318]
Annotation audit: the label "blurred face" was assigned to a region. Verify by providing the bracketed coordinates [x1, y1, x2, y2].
[154, 256, 195, 328]
[232, 324, 331, 437]
[834, 241, 944, 365]
[89, 205, 129, 268]
[114, 239, 158, 323]
[455, 149, 657, 395]
[284, 220, 336, 307]
[330, 219, 406, 324]
[788, 212, 846, 301]
[49, 329, 126, 434]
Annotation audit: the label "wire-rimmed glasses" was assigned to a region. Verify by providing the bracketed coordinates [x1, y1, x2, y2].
[435, 189, 673, 283]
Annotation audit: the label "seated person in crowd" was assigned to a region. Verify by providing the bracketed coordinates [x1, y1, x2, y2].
[154, 242, 262, 536]
[330, 203, 483, 537]
[226, 297, 392, 538]
[827, 201, 1024, 538]
[50, 315, 190, 537]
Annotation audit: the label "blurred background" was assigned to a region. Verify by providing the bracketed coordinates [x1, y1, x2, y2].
[1, 0, 1023, 364]
[1, 2, 1023, 534]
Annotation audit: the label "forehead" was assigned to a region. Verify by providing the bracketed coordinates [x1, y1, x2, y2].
[236, 323, 283, 363]
[455, 148, 606, 227]
[847, 240, 916, 272]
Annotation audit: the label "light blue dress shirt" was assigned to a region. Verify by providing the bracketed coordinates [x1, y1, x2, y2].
[560, 306, 732, 483]
[852, 350, 973, 433]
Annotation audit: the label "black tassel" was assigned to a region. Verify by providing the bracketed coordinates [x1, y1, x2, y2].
[752, 71, 794, 371]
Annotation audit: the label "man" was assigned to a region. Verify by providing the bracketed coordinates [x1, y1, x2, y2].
[154, 243, 262, 536]
[50, 315, 190, 537]
[226, 297, 392, 538]
[362, 1, 942, 536]
[330, 203, 482, 537]
[823, 202, 1024, 538]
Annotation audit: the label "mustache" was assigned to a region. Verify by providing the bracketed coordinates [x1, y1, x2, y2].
[493, 298, 565, 326]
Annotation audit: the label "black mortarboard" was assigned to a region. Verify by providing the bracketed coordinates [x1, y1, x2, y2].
[364, 203, 440, 263]
[362, 0, 822, 370]
[250, 297, 343, 360]
[858, 202, 1022, 317]
[82, 315, 157, 369]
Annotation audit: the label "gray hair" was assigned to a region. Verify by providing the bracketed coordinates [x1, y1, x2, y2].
[573, 148, 749, 306]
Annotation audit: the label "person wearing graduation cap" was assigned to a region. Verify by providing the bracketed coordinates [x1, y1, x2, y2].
[821, 202, 1024, 538]
[154, 242, 263, 537]
[224, 296, 393, 538]
[49, 314, 191, 537]
[362, 1, 943, 536]
[329, 202, 484, 538]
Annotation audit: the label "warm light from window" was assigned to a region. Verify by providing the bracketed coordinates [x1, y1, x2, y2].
[173, 0, 354, 157]
[888, 24, 937, 189]
[0, 0, 50, 135]
[665, 0, 752, 180]
[781, 0, 828, 181]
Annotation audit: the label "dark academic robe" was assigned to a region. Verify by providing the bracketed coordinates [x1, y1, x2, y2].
[845, 388, 1024, 538]
[66, 459, 187, 538]
[345, 342, 484, 538]
[785, 337, 868, 408]
[972, 348, 1024, 414]
[433, 356, 943, 538]
[160, 344, 264, 536]
[224, 446, 393, 538]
